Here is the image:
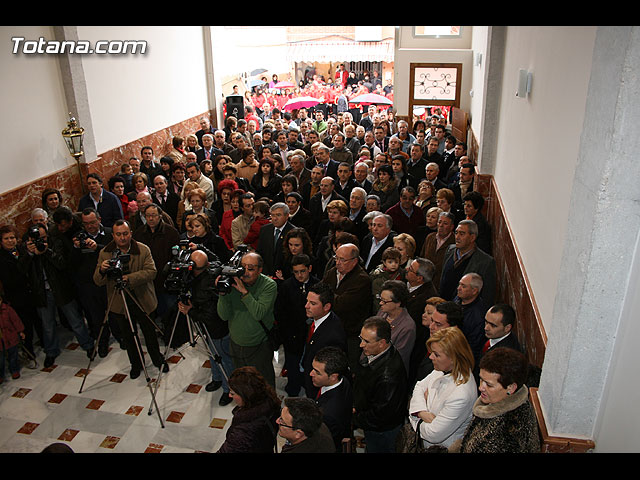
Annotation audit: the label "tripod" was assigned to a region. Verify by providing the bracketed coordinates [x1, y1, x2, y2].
[79, 278, 166, 428]
[148, 291, 230, 417]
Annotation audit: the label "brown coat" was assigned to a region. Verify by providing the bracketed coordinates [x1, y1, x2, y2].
[420, 231, 455, 290]
[93, 238, 157, 315]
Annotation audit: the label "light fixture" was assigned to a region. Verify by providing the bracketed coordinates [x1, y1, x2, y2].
[61, 112, 86, 193]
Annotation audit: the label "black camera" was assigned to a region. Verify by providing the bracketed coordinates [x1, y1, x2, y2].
[105, 250, 131, 282]
[27, 225, 47, 253]
[163, 240, 196, 301]
[208, 245, 248, 296]
[74, 231, 89, 250]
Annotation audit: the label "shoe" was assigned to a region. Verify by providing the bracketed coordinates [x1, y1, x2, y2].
[44, 356, 57, 368]
[205, 380, 222, 392]
[98, 345, 109, 358]
[130, 366, 141, 379]
[219, 392, 233, 406]
[154, 361, 169, 373]
[11, 372, 20, 380]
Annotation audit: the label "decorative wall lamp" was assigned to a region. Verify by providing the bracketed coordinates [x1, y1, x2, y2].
[61, 112, 86, 193]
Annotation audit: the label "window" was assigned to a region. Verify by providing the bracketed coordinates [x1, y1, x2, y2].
[413, 26, 461, 38]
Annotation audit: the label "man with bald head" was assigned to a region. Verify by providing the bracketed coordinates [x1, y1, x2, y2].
[322, 243, 372, 372]
[217, 251, 278, 387]
[177, 249, 235, 405]
[131, 191, 174, 231]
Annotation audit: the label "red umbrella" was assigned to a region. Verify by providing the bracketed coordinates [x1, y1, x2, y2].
[283, 96, 321, 111]
[348, 93, 393, 106]
[273, 81, 296, 89]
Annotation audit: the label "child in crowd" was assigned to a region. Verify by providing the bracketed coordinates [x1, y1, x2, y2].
[0, 294, 25, 383]
[370, 247, 405, 314]
[243, 200, 271, 250]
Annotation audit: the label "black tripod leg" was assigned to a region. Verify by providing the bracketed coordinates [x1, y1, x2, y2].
[120, 288, 165, 428]
[79, 288, 118, 394]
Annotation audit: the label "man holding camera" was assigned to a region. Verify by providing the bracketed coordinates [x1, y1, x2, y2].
[93, 219, 167, 379]
[71, 208, 122, 358]
[19, 222, 94, 368]
[216, 251, 278, 388]
[176, 249, 235, 406]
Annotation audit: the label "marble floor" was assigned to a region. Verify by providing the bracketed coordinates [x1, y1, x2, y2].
[0, 324, 304, 454]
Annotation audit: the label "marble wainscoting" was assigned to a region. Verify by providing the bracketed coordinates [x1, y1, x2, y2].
[0, 112, 212, 236]
[476, 173, 547, 368]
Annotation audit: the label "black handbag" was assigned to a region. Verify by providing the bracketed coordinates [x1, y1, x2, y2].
[396, 419, 426, 453]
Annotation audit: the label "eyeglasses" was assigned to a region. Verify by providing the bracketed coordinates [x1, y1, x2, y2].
[376, 294, 395, 305]
[277, 415, 295, 429]
[358, 334, 381, 344]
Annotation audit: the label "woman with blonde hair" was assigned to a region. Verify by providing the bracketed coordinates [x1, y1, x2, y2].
[406, 326, 477, 450]
[393, 233, 416, 270]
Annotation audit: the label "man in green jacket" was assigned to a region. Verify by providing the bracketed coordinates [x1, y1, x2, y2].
[217, 252, 277, 387]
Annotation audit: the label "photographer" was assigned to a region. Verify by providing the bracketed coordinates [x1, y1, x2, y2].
[175, 249, 234, 406]
[18, 222, 94, 368]
[93, 220, 167, 379]
[71, 208, 122, 358]
[216, 251, 278, 388]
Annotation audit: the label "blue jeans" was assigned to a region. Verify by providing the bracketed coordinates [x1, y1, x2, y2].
[206, 334, 234, 393]
[364, 424, 402, 453]
[36, 289, 94, 357]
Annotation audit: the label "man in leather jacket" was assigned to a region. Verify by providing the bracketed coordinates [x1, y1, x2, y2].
[352, 316, 408, 453]
[177, 249, 234, 406]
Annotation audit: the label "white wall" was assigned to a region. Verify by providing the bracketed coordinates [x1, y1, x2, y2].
[77, 26, 209, 154]
[492, 26, 597, 328]
[0, 26, 73, 193]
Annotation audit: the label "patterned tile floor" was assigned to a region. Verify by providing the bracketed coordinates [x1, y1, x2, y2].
[0, 324, 294, 453]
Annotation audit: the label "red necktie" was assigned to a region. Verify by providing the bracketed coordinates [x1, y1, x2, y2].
[307, 322, 315, 343]
[482, 340, 490, 353]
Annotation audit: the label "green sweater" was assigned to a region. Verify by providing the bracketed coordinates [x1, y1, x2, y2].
[217, 274, 277, 347]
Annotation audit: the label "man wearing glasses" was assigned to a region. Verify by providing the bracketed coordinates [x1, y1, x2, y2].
[277, 397, 336, 453]
[217, 252, 278, 388]
[322, 243, 372, 374]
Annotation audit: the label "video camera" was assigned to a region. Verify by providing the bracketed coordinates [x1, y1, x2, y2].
[163, 242, 248, 299]
[164, 240, 196, 303]
[27, 225, 47, 253]
[105, 249, 131, 283]
[208, 244, 248, 296]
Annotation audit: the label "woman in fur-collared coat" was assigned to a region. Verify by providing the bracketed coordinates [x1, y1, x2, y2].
[450, 347, 540, 453]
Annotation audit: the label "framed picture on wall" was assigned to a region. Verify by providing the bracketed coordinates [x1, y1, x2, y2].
[409, 63, 462, 107]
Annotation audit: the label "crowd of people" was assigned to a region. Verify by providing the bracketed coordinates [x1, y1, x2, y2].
[0, 86, 540, 453]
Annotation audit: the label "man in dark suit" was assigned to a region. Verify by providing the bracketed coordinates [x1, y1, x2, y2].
[221, 163, 251, 194]
[454, 272, 489, 369]
[286, 152, 312, 189]
[439, 219, 496, 306]
[322, 243, 372, 373]
[353, 162, 373, 194]
[196, 133, 224, 163]
[308, 176, 347, 240]
[348, 186, 369, 243]
[311, 346, 353, 451]
[151, 175, 180, 226]
[360, 213, 397, 273]
[482, 303, 522, 354]
[373, 125, 390, 154]
[77, 173, 124, 228]
[406, 143, 428, 189]
[314, 143, 340, 181]
[256, 202, 294, 277]
[334, 162, 358, 200]
[274, 254, 319, 397]
[302, 282, 347, 399]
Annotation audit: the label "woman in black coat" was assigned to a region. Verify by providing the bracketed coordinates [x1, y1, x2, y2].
[216, 366, 281, 453]
[250, 157, 282, 201]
